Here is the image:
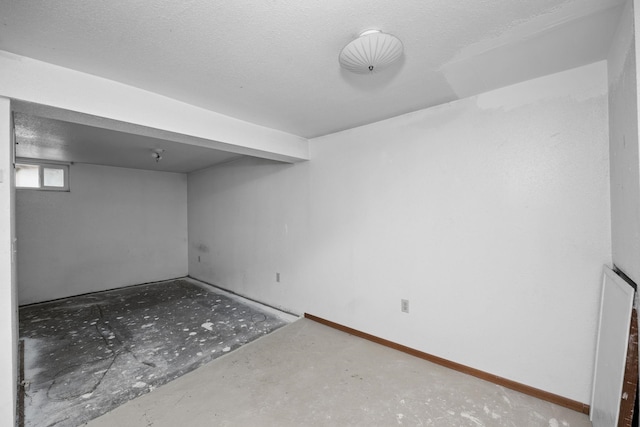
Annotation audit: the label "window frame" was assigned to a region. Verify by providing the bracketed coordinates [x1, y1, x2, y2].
[15, 159, 70, 192]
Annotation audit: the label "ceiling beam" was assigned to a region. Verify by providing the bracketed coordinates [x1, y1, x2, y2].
[0, 51, 309, 163]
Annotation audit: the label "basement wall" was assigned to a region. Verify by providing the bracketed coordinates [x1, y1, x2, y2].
[188, 61, 611, 404]
[609, 0, 640, 287]
[608, 0, 640, 408]
[0, 97, 16, 426]
[17, 163, 188, 305]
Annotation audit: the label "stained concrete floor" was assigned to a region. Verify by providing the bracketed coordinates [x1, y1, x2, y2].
[85, 318, 592, 427]
[19, 278, 291, 427]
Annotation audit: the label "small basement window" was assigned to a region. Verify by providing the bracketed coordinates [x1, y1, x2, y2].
[16, 161, 69, 191]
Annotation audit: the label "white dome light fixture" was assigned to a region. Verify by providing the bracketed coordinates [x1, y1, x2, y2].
[339, 30, 403, 74]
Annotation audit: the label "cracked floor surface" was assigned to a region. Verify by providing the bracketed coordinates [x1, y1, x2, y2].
[19, 278, 290, 427]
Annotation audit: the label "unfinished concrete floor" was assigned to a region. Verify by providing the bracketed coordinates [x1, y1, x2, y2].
[19, 278, 291, 427]
[85, 318, 592, 427]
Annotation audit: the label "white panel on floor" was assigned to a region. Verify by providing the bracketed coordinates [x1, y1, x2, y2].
[590, 266, 635, 426]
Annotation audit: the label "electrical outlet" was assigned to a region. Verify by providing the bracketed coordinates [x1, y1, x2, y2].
[276, 272, 280, 283]
[401, 299, 409, 313]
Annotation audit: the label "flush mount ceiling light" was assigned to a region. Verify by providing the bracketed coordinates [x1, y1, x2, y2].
[339, 29, 403, 74]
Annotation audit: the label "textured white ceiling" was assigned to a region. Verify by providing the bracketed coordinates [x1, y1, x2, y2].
[0, 0, 624, 140]
[13, 113, 240, 173]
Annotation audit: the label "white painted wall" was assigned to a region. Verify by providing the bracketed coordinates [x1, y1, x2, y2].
[607, 0, 640, 412]
[609, 0, 640, 286]
[188, 158, 310, 313]
[0, 98, 17, 426]
[17, 163, 188, 305]
[188, 62, 611, 403]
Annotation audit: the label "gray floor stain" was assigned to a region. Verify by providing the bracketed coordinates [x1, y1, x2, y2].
[19, 279, 288, 427]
